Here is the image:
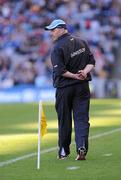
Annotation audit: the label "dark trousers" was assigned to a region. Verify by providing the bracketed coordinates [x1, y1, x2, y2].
[55, 82, 90, 155]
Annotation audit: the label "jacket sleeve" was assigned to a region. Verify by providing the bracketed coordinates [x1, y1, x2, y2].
[83, 41, 96, 66]
[51, 47, 67, 76]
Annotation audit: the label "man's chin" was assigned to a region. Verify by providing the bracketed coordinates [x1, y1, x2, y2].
[52, 37, 57, 41]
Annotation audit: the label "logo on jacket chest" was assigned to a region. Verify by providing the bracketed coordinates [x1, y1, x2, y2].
[71, 48, 85, 58]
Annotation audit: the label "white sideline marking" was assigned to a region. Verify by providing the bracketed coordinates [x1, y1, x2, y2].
[0, 127, 121, 168]
[67, 166, 80, 170]
[102, 153, 112, 157]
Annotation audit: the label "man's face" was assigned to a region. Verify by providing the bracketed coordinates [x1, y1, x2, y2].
[50, 28, 64, 41]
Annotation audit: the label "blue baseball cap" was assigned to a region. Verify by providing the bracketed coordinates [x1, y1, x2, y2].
[45, 19, 66, 30]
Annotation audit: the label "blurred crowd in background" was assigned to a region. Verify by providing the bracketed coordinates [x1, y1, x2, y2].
[0, 0, 121, 98]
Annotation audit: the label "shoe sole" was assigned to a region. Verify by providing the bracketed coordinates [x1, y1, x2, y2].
[57, 155, 69, 160]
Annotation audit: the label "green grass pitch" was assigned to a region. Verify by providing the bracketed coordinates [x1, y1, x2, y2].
[0, 99, 121, 180]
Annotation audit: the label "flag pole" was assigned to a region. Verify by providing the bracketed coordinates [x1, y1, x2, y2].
[37, 100, 42, 169]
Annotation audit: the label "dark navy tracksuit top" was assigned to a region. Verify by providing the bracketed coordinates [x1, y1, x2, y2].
[51, 33, 95, 88]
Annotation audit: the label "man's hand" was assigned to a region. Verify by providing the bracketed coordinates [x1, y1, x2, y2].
[62, 71, 86, 80]
[72, 72, 86, 80]
[62, 70, 88, 80]
[77, 64, 94, 80]
[77, 70, 87, 80]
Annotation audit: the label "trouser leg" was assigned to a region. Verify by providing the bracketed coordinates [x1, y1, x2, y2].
[73, 83, 90, 154]
[55, 87, 72, 156]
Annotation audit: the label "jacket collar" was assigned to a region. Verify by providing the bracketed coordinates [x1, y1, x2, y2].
[55, 33, 70, 42]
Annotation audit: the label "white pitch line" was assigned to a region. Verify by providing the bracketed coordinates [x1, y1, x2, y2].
[67, 166, 80, 170]
[102, 153, 112, 157]
[0, 127, 121, 168]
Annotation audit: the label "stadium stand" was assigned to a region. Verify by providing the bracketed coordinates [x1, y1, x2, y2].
[0, 0, 121, 97]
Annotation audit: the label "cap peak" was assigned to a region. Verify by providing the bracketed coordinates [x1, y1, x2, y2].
[45, 19, 66, 30]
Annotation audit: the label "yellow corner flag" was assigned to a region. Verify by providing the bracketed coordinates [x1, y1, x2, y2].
[37, 101, 47, 169]
[41, 107, 47, 137]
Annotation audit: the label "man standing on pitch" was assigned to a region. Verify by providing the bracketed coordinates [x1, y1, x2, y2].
[45, 19, 95, 160]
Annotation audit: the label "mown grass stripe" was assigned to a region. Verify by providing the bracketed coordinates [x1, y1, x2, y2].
[0, 127, 121, 168]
